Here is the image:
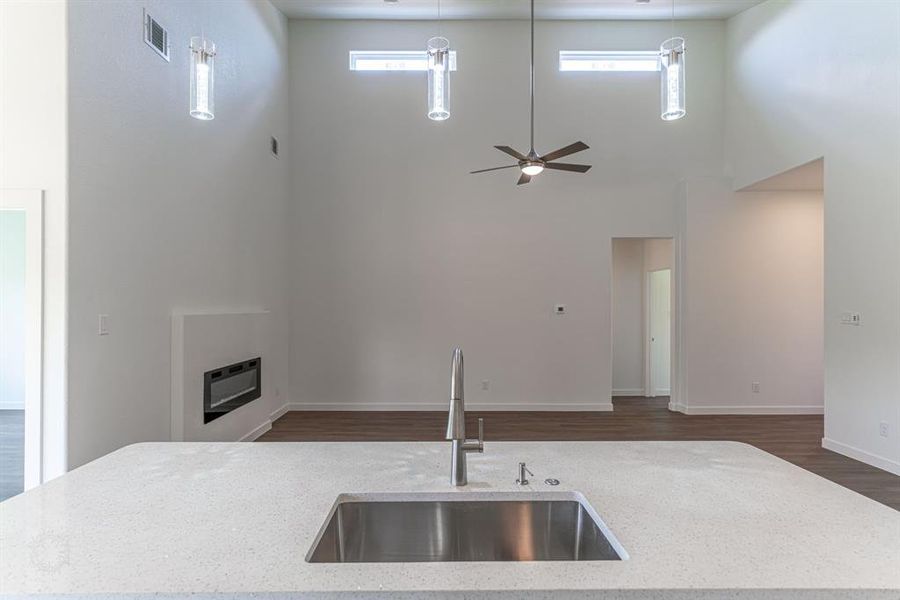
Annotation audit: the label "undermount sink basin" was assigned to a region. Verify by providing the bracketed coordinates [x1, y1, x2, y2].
[306, 492, 626, 563]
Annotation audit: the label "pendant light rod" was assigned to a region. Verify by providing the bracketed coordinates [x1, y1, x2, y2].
[671, 0, 675, 36]
[529, 0, 535, 152]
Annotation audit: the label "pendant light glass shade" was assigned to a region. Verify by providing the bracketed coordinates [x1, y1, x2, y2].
[426, 36, 450, 121]
[659, 37, 685, 121]
[190, 36, 216, 121]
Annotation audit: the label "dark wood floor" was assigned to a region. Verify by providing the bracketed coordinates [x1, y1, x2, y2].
[260, 397, 900, 511]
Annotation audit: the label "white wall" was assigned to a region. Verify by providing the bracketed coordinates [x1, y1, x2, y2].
[643, 238, 673, 273]
[725, 1, 900, 472]
[611, 239, 645, 396]
[66, 0, 290, 468]
[286, 19, 726, 410]
[678, 177, 823, 414]
[0, 0, 68, 479]
[611, 237, 672, 396]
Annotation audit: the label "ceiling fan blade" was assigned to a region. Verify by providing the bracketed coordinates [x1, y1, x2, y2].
[470, 165, 519, 174]
[544, 162, 592, 173]
[494, 145, 528, 161]
[517, 172, 532, 185]
[540, 141, 589, 163]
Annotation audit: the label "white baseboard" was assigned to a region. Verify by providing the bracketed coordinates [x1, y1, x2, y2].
[285, 402, 614, 412]
[239, 403, 291, 442]
[239, 420, 272, 442]
[681, 405, 824, 415]
[269, 403, 290, 422]
[668, 401, 688, 413]
[613, 389, 671, 398]
[822, 437, 900, 476]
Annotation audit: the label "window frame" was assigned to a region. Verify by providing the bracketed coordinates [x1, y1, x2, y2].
[349, 50, 458, 72]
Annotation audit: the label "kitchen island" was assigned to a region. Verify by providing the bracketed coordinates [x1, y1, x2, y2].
[1, 441, 898, 598]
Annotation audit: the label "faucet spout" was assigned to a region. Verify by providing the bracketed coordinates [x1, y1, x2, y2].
[445, 348, 484, 486]
[446, 348, 465, 440]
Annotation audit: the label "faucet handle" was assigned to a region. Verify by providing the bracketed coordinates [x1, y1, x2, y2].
[473, 417, 484, 452]
[463, 418, 484, 453]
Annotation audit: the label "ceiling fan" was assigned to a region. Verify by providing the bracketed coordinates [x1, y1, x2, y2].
[470, 0, 591, 186]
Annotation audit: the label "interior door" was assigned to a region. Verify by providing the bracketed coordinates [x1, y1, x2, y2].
[648, 269, 671, 397]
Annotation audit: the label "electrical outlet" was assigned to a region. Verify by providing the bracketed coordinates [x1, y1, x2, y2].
[880, 422, 889, 438]
[751, 382, 760, 393]
[98, 314, 109, 336]
[481, 380, 490, 391]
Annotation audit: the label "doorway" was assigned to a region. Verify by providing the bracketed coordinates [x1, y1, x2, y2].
[0, 190, 42, 500]
[611, 237, 673, 403]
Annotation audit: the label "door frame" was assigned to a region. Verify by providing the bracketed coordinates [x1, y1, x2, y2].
[609, 236, 681, 412]
[1, 189, 43, 489]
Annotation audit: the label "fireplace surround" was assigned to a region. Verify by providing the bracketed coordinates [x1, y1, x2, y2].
[172, 310, 274, 442]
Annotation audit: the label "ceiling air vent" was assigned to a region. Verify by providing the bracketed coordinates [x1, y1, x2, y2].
[143, 9, 170, 62]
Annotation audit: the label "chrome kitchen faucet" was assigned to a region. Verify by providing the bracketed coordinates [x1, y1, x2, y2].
[446, 348, 484, 486]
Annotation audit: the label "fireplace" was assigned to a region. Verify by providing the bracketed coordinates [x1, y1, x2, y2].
[203, 358, 261, 424]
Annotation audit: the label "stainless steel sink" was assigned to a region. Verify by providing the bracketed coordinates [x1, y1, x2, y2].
[306, 493, 626, 563]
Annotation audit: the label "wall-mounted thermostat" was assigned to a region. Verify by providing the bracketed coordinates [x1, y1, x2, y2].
[554, 304, 567, 315]
[840, 311, 861, 326]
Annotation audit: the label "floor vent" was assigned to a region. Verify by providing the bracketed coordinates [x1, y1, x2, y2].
[143, 10, 170, 62]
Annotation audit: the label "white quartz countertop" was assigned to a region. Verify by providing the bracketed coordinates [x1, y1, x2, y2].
[1, 441, 899, 599]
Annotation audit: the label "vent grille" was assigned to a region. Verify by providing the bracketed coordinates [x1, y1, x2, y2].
[143, 10, 170, 61]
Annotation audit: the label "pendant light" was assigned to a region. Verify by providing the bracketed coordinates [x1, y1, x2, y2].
[426, 0, 450, 121]
[659, 0, 685, 121]
[190, 36, 216, 120]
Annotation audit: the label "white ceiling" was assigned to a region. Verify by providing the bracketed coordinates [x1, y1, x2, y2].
[271, 0, 766, 21]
